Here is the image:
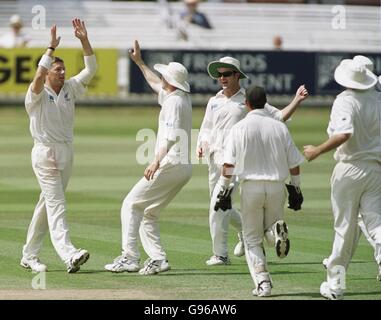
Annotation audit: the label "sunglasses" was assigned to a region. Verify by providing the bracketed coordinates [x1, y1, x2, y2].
[217, 71, 236, 78]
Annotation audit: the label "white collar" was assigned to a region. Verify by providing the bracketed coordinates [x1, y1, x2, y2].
[216, 87, 245, 99]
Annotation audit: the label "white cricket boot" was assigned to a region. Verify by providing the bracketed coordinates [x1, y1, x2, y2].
[233, 232, 245, 257]
[139, 258, 171, 275]
[20, 257, 47, 272]
[273, 220, 290, 258]
[206, 255, 231, 266]
[105, 255, 140, 273]
[320, 281, 343, 300]
[66, 249, 90, 273]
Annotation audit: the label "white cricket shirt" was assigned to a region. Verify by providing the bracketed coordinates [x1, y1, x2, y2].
[156, 89, 192, 164]
[327, 88, 381, 163]
[198, 88, 283, 165]
[25, 78, 86, 144]
[0, 31, 29, 48]
[224, 108, 305, 181]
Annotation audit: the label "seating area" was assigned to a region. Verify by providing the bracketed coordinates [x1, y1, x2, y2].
[0, 0, 380, 52]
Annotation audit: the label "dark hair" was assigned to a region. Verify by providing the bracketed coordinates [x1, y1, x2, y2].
[245, 85, 267, 109]
[52, 56, 64, 65]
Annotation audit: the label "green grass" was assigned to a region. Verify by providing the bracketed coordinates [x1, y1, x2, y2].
[0, 106, 380, 300]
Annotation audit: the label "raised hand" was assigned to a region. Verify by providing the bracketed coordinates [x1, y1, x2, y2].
[72, 18, 88, 41]
[295, 85, 309, 102]
[50, 25, 61, 49]
[129, 40, 143, 64]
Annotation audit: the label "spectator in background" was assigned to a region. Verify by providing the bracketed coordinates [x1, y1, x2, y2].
[0, 14, 30, 48]
[273, 35, 283, 50]
[180, 0, 213, 29]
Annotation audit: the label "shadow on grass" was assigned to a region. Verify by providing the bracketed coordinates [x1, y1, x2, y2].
[269, 260, 372, 266]
[44, 269, 109, 274]
[269, 292, 322, 299]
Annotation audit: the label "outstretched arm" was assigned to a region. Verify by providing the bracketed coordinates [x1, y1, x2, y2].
[281, 85, 309, 121]
[129, 40, 161, 94]
[72, 18, 97, 85]
[31, 25, 61, 94]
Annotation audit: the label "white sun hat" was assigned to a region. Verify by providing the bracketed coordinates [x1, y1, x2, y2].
[154, 62, 190, 93]
[334, 59, 378, 90]
[353, 55, 374, 72]
[9, 14, 23, 27]
[207, 56, 248, 80]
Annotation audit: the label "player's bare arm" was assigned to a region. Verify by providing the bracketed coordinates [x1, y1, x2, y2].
[72, 18, 93, 56]
[71, 18, 97, 86]
[129, 40, 161, 94]
[281, 85, 309, 121]
[303, 133, 350, 161]
[31, 25, 61, 94]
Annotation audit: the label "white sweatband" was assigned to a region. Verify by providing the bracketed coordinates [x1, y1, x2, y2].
[219, 176, 231, 188]
[38, 54, 53, 70]
[290, 175, 300, 187]
[74, 55, 97, 85]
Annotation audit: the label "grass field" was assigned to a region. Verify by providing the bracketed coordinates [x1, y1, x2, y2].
[0, 105, 380, 300]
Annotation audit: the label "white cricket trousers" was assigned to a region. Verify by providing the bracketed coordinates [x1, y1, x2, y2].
[208, 154, 242, 257]
[240, 180, 285, 286]
[326, 160, 381, 291]
[22, 142, 77, 263]
[121, 162, 192, 262]
[352, 215, 381, 265]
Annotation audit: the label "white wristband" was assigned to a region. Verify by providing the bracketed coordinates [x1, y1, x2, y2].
[290, 175, 300, 187]
[38, 54, 53, 70]
[219, 176, 231, 188]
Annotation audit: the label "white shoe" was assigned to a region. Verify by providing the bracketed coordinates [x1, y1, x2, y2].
[320, 281, 343, 300]
[274, 220, 290, 258]
[322, 258, 328, 270]
[252, 282, 272, 297]
[233, 232, 245, 257]
[104, 255, 140, 273]
[20, 257, 47, 272]
[206, 255, 231, 266]
[66, 249, 90, 273]
[139, 258, 171, 275]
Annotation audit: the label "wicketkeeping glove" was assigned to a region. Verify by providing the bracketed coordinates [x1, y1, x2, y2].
[214, 184, 234, 212]
[285, 184, 303, 211]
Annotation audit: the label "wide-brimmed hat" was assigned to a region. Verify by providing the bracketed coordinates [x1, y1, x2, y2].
[9, 14, 23, 27]
[353, 55, 374, 72]
[334, 59, 377, 90]
[154, 62, 190, 93]
[207, 56, 248, 80]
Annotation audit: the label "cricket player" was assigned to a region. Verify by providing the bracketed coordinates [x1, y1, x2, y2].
[219, 85, 304, 297]
[197, 56, 308, 265]
[322, 55, 381, 281]
[21, 19, 97, 273]
[105, 40, 192, 275]
[304, 57, 381, 300]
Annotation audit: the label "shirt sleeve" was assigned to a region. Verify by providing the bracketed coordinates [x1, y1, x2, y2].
[223, 127, 237, 166]
[327, 97, 354, 137]
[163, 98, 182, 142]
[73, 55, 97, 86]
[265, 103, 283, 122]
[67, 77, 87, 100]
[197, 98, 213, 148]
[25, 84, 44, 114]
[284, 126, 305, 169]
